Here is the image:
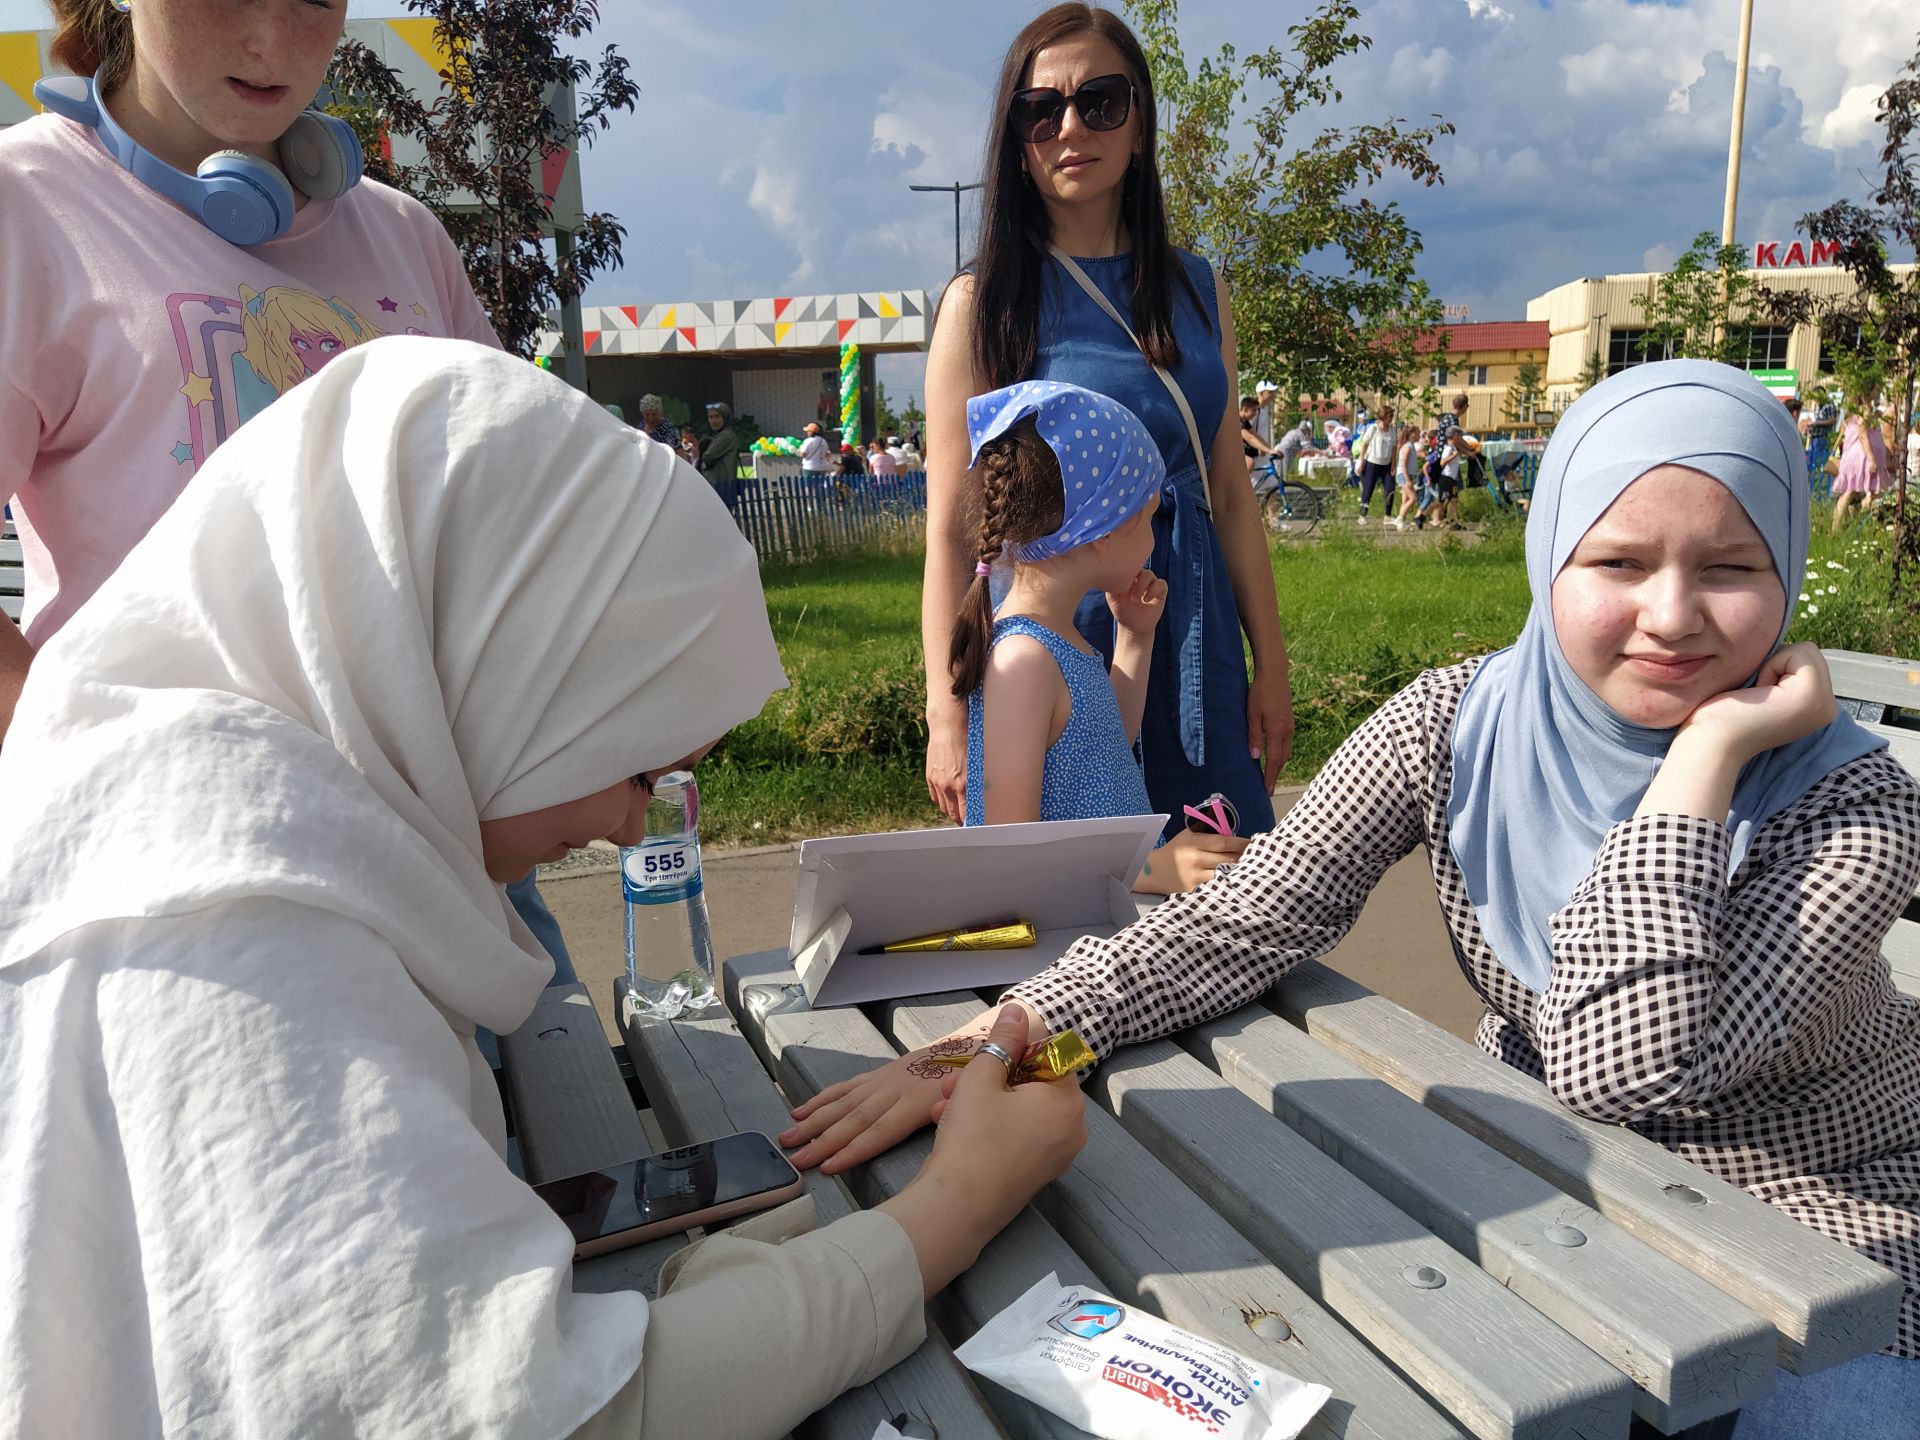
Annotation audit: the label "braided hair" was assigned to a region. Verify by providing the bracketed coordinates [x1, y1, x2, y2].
[948, 416, 1066, 699]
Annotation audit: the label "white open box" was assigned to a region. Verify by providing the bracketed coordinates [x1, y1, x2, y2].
[787, 815, 1166, 1008]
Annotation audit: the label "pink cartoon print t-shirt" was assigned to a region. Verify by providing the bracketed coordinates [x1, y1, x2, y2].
[0, 112, 502, 644]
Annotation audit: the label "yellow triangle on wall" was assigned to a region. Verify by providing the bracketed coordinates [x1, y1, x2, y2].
[0, 33, 44, 114]
[775, 322, 792, 344]
[659, 306, 675, 330]
[386, 17, 451, 75]
[877, 294, 900, 318]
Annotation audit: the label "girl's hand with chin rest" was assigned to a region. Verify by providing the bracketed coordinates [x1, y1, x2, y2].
[1105, 569, 1167, 640]
[1679, 642, 1837, 762]
[1638, 643, 1839, 822]
[1132, 827, 1247, 895]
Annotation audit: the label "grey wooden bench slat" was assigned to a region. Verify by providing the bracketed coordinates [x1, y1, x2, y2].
[498, 985, 652, 1184]
[884, 995, 1485, 1440]
[1847, 718, 1920, 999]
[726, 954, 1476, 1440]
[1858, 717, 1920, 776]
[1182, 1003, 1777, 1432]
[3, 537, 23, 618]
[1881, 922, 1920, 988]
[503, 985, 1002, 1440]
[1823, 649, 1920, 718]
[721, 952, 1108, 1440]
[1090, 1040, 1632, 1440]
[612, 978, 1010, 1440]
[888, 995, 1618, 1440]
[1266, 962, 1902, 1373]
[4, 524, 25, 622]
[496, 984, 692, 1299]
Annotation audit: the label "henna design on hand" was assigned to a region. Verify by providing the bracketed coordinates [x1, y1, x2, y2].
[905, 1033, 983, 1079]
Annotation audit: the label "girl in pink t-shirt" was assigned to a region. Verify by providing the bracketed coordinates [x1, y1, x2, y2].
[0, 2, 581, 981]
[0, 0, 498, 727]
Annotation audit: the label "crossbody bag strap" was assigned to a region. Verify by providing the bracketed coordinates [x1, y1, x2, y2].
[1048, 243, 1214, 511]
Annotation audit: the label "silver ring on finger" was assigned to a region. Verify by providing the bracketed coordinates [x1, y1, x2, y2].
[973, 1040, 1016, 1078]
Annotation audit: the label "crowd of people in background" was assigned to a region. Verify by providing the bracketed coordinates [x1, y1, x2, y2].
[618, 397, 927, 490]
[1250, 379, 1918, 537]
[1244, 387, 1494, 531]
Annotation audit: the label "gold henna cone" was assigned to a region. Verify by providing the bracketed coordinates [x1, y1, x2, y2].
[857, 919, 1037, 955]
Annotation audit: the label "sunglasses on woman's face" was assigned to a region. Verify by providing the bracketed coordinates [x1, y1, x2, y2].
[1010, 72, 1134, 144]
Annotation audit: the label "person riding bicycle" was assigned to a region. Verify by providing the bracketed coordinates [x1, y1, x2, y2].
[1256, 420, 1316, 500]
[1240, 396, 1276, 477]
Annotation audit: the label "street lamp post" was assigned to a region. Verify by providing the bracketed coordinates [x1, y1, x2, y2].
[1720, 0, 1756, 341]
[910, 181, 984, 277]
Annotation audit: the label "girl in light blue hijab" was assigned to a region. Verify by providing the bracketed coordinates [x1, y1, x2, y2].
[1445, 360, 1920, 1431]
[791, 360, 1920, 1434]
[1447, 358, 1884, 994]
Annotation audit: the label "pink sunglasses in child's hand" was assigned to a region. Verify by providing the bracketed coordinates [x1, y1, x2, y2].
[1182, 793, 1238, 837]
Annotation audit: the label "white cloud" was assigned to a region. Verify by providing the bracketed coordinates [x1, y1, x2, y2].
[746, 165, 803, 235]
[1816, 82, 1888, 149]
[1561, 42, 1666, 99]
[545, 0, 1915, 335]
[1385, 43, 1456, 97]
[871, 62, 992, 185]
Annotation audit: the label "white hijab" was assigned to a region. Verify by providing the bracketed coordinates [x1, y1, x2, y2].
[0, 337, 785, 1437]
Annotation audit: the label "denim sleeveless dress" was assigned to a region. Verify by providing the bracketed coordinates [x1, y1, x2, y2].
[964, 616, 1152, 827]
[1032, 249, 1274, 838]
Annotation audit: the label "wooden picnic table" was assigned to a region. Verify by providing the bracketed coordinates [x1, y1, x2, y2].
[486, 645, 1920, 1438]
[496, 946, 1902, 1440]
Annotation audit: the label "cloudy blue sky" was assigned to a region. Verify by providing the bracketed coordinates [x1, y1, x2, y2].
[5, 0, 1913, 402]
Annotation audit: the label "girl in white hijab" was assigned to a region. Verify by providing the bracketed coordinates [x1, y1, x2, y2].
[0, 337, 1084, 1438]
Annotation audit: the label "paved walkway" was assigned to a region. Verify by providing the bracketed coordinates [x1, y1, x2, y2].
[544, 786, 1486, 1046]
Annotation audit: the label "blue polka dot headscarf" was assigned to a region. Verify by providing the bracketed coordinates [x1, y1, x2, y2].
[966, 380, 1164, 562]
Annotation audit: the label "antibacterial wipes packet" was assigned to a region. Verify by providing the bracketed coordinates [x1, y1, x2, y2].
[954, 1274, 1330, 1440]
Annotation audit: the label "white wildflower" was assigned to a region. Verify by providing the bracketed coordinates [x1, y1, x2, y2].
[1798, 593, 1810, 602]
[1827, 560, 1845, 569]
[1808, 604, 1821, 615]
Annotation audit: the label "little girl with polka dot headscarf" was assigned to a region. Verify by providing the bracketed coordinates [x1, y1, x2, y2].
[949, 380, 1248, 894]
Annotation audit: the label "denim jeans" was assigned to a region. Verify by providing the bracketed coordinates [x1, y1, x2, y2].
[477, 870, 575, 1071]
[506, 869, 576, 985]
[1733, 1353, 1920, 1439]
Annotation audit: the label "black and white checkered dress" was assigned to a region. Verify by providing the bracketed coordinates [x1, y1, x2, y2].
[1007, 659, 1920, 1358]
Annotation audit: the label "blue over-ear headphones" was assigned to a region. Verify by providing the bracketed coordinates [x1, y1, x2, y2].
[33, 74, 363, 247]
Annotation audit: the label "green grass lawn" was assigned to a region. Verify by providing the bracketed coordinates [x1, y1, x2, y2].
[694, 510, 1920, 846]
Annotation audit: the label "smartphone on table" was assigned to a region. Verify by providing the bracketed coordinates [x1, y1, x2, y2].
[533, 1130, 805, 1260]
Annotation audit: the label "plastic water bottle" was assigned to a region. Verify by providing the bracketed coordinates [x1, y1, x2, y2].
[620, 771, 720, 1023]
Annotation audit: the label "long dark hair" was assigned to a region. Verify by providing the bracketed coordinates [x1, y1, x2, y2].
[969, 4, 1203, 390]
[949, 418, 1067, 699]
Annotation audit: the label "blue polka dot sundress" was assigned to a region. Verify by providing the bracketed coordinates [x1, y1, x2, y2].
[964, 615, 1153, 827]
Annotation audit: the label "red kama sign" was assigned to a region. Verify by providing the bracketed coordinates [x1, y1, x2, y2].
[1751, 240, 1842, 268]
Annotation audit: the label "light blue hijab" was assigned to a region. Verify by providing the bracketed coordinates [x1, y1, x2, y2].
[1447, 359, 1884, 992]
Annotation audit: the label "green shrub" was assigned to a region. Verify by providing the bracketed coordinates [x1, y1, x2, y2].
[689, 509, 1920, 845]
[1790, 503, 1920, 657]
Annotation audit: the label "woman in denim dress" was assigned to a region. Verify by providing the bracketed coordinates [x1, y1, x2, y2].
[918, 3, 1294, 841]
